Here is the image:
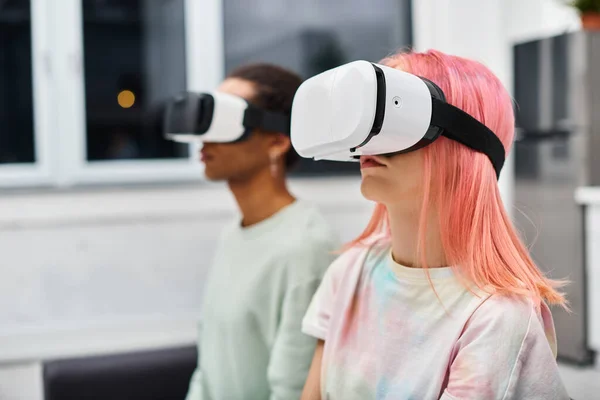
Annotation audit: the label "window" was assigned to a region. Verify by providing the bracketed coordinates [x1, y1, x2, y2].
[0, 0, 214, 188]
[223, 0, 413, 175]
[0, 0, 54, 188]
[0, 0, 34, 164]
[81, 0, 188, 162]
[35, 0, 212, 186]
[1, 0, 409, 188]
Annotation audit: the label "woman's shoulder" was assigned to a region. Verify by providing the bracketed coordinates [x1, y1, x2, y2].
[469, 294, 536, 329]
[473, 293, 547, 320]
[467, 293, 557, 356]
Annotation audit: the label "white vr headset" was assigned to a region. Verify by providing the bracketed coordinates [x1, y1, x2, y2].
[163, 91, 290, 144]
[290, 60, 505, 177]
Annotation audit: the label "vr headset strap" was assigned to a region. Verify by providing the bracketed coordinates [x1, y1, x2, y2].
[243, 105, 291, 135]
[430, 98, 505, 178]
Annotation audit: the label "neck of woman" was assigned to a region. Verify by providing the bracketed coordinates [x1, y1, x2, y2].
[228, 167, 296, 227]
[386, 202, 448, 269]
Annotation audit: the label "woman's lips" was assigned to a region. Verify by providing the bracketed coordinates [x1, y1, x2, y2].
[360, 155, 386, 168]
[199, 150, 214, 162]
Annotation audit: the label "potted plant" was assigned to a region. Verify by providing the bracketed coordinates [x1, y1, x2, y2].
[571, 0, 600, 30]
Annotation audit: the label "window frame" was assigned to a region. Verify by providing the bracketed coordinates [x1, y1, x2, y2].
[51, 0, 225, 187]
[0, 0, 55, 188]
[0, 0, 225, 189]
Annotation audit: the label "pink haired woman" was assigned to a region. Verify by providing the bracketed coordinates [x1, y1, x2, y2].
[300, 50, 570, 400]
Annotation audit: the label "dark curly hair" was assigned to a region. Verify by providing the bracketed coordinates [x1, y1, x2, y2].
[227, 63, 303, 170]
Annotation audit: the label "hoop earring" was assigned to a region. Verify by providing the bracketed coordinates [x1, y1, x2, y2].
[270, 153, 279, 178]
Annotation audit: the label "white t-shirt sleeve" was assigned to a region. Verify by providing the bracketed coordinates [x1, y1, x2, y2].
[302, 239, 386, 341]
[301, 247, 361, 340]
[301, 259, 339, 340]
[441, 297, 570, 400]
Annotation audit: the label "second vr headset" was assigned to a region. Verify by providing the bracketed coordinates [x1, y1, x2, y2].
[290, 60, 506, 178]
[164, 91, 291, 144]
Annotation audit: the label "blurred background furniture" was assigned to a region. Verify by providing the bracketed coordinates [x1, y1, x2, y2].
[513, 30, 600, 364]
[43, 345, 197, 400]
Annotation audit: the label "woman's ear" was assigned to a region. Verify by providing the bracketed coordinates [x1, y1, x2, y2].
[267, 132, 291, 159]
[266, 133, 291, 177]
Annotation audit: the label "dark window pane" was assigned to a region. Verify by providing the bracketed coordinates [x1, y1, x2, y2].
[0, 0, 35, 164]
[223, 0, 412, 176]
[82, 0, 188, 161]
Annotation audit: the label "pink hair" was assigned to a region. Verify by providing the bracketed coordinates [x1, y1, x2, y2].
[348, 50, 566, 307]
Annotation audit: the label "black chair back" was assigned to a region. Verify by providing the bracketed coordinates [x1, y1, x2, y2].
[43, 346, 197, 400]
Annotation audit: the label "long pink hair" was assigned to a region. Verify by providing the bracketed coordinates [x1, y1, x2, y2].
[348, 50, 566, 307]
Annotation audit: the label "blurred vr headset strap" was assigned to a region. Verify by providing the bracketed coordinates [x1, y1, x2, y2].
[243, 104, 291, 135]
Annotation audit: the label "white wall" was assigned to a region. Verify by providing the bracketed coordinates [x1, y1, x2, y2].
[508, 0, 581, 43]
[0, 178, 371, 346]
[0, 364, 43, 400]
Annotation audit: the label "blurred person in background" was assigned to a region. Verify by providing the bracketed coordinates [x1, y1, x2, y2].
[300, 50, 570, 400]
[185, 63, 338, 400]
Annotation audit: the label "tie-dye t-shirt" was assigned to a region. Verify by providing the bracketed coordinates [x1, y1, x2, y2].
[302, 237, 569, 400]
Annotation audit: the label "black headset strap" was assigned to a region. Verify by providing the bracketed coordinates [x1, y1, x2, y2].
[243, 105, 291, 135]
[430, 97, 505, 178]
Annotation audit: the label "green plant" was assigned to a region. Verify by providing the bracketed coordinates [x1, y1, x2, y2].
[570, 0, 600, 13]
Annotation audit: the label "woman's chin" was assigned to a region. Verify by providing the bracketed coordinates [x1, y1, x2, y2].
[360, 178, 388, 203]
